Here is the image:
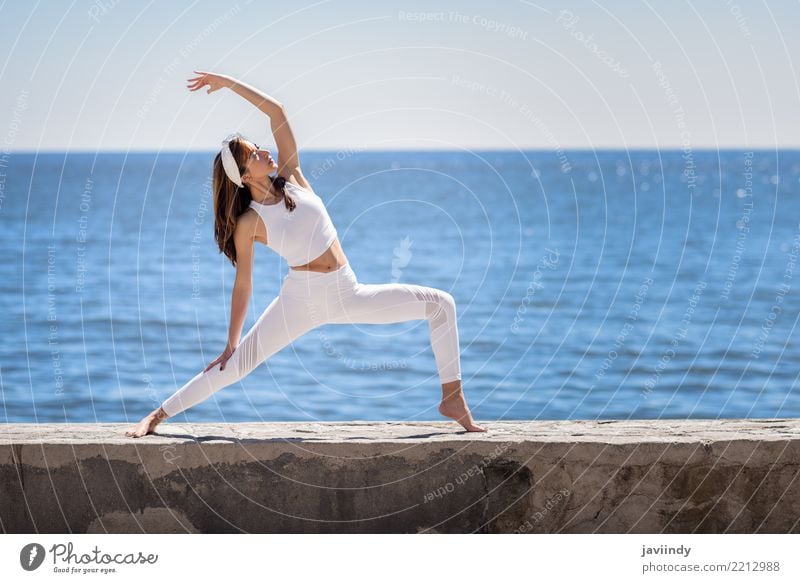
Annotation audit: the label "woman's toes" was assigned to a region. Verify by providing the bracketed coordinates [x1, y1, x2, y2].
[125, 419, 153, 438]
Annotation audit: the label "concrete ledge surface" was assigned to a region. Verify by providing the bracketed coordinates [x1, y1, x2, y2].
[2, 419, 799, 533]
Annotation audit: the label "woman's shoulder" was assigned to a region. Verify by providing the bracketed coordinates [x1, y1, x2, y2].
[236, 208, 267, 244]
[237, 207, 260, 225]
[278, 167, 315, 193]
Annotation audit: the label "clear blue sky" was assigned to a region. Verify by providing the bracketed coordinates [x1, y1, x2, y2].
[1, 0, 798, 151]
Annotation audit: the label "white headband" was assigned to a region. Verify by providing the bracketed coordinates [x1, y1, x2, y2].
[220, 133, 244, 188]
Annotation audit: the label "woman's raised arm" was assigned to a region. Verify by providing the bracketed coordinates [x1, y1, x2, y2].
[187, 71, 300, 173]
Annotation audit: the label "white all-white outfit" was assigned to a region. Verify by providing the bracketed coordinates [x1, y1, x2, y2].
[161, 180, 462, 417]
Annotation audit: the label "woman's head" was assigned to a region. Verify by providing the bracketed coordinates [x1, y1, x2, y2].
[240, 140, 278, 185]
[218, 135, 278, 187]
[211, 135, 292, 267]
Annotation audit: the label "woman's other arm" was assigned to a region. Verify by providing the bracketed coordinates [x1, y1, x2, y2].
[227, 214, 257, 349]
[186, 71, 307, 186]
[225, 77, 301, 178]
[201, 210, 258, 373]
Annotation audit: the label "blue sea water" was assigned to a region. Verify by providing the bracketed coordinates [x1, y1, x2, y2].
[1, 149, 799, 423]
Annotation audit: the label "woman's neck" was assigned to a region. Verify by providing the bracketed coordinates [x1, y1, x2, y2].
[249, 176, 282, 205]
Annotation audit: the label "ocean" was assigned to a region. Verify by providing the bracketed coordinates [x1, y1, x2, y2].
[2, 149, 799, 423]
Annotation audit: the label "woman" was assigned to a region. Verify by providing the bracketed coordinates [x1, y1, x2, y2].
[125, 71, 486, 437]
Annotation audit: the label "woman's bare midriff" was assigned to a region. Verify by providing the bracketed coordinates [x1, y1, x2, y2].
[249, 207, 347, 273]
[290, 238, 348, 273]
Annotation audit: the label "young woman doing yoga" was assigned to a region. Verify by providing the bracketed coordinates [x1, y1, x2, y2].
[125, 71, 486, 437]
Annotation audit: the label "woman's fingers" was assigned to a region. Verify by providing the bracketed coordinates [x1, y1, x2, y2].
[204, 348, 234, 371]
[186, 73, 207, 89]
[219, 347, 236, 370]
[187, 76, 215, 92]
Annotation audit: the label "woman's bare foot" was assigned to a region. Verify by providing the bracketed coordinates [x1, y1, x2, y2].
[438, 386, 487, 432]
[125, 407, 169, 438]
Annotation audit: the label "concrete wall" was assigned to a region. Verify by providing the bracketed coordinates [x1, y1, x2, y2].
[1, 419, 798, 533]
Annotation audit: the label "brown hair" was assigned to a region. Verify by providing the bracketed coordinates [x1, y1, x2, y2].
[211, 138, 296, 267]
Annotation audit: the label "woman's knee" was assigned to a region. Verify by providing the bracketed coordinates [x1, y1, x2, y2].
[207, 355, 245, 385]
[227, 337, 260, 379]
[427, 289, 457, 322]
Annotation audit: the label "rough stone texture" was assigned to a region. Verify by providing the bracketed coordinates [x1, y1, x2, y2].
[1, 419, 798, 533]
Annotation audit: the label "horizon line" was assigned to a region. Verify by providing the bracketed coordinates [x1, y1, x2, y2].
[6, 146, 800, 155]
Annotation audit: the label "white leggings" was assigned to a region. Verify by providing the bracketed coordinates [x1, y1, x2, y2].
[160, 262, 462, 417]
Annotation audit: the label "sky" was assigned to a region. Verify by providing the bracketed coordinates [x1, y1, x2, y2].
[1, 0, 799, 151]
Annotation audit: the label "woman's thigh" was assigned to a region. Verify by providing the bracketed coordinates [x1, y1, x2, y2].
[232, 292, 319, 377]
[161, 291, 321, 417]
[325, 280, 441, 325]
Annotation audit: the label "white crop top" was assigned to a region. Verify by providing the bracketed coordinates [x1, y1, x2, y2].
[248, 180, 338, 267]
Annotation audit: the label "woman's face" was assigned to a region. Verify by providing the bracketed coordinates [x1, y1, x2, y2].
[241, 140, 277, 183]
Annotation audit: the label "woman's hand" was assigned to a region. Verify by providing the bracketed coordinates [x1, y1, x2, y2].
[204, 343, 236, 372]
[187, 70, 232, 94]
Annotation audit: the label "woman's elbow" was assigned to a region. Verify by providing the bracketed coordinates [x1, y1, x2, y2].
[233, 276, 252, 293]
